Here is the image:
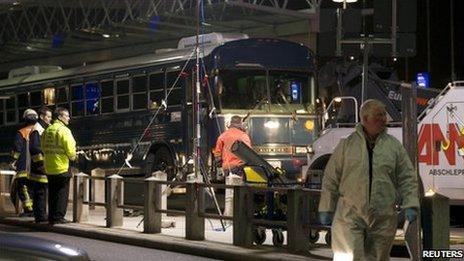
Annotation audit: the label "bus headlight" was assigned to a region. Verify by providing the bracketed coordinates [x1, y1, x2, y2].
[264, 120, 280, 129]
[304, 120, 314, 131]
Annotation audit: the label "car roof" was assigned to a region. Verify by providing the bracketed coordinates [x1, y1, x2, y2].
[0, 232, 90, 261]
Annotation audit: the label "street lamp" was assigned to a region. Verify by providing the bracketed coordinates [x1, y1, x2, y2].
[332, 0, 358, 9]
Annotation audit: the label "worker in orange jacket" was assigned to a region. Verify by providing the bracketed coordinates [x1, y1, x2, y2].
[213, 115, 251, 176]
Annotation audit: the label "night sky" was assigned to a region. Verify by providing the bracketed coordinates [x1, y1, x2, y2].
[319, 0, 464, 89]
[400, 0, 464, 88]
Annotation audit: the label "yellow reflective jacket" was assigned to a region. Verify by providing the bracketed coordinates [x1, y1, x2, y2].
[41, 120, 76, 175]
[319, 124, 420, 217]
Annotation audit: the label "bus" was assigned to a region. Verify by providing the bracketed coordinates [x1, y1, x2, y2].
[0, 33, 318, 182]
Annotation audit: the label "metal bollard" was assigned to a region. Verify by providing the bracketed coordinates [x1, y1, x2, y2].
[106, 174, 123, 228]
[287, 188, 310, 254]
[73, 172, 89, 223]
[144, 176, 162, 233]
[185, 182, 205, 240]
[422, 193, 450, 251]
[90, 168, 105, 210]
[224, 174, 243, 218]
[233, 186, 253, 247]
[0, 170, 16, 215]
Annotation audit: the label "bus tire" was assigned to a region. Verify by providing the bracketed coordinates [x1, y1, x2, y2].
[309, 229, 320, 243]
[145, 147, 175, 181]
[325, 231, 331, 245]
[253, 227, 266, 245]
[272, 229, 284, 247]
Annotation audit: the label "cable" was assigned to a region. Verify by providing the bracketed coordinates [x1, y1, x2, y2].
[114, 49, 196, 176]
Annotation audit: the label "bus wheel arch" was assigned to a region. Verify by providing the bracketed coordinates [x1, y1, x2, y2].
[305, 154, 332, 187]
[145, 143, 178, 180]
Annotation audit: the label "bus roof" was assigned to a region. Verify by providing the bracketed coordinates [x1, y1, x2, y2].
[0, 44, 218, 90]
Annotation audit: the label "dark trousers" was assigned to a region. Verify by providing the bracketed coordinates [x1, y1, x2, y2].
[31, 181, 48, 222]
[47, 174, 70, 222]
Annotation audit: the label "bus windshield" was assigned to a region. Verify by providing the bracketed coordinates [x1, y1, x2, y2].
[218, 69, 313, 113]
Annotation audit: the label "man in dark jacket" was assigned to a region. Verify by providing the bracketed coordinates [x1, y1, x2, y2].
[28, 107, 52, 223]
[10, 109, 41, 217]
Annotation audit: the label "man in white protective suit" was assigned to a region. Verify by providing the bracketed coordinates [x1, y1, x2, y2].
[319, 99, 420, 261]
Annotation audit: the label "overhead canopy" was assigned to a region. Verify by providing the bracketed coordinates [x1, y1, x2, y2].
[0, 0, 321, 75]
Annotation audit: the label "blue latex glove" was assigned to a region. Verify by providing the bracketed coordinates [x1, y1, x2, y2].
[405, 208, 418, 222]
[319, 212, 333, 225]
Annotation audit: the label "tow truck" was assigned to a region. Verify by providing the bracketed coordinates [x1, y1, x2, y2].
[303, 81, 464, 216]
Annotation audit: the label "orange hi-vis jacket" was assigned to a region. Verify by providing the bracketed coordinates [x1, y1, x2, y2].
[213, 127, 251, 170]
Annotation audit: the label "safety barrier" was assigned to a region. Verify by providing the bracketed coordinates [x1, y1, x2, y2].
[1, 170, 452, 257]
[71, 171, 322, 255]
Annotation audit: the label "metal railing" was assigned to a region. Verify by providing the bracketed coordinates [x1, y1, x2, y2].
[71, 172, 323, 254]
[0, 169, 453, 257]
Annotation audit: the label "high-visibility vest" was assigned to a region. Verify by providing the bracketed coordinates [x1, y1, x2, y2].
[11, 124, 48, 183]
[41, 120, 77, 175]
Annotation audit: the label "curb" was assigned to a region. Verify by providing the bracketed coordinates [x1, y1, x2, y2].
[0, 217, 325, 261]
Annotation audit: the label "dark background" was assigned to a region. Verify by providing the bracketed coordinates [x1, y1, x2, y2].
[318, 0, 464, 89]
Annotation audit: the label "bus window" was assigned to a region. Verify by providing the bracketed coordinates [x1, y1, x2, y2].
[56, 86, 69, 110]
[6, 96, 16, 123]
[30, 91, 42, 108]
[100, 80, 114, 113]
[17, 93, 29, 121]
[17, 93, 28, 108]
[85, 82, 100, 115]
[71, 84, 84, 117]
[166, 72, 184, 106]
[132, 75, 147, 110]
[218, 70, 266, 110]
[149, 73, 164, 109]
[43, 87, 55, 106]
[167, 88, 182, 106]
[0, 100, 4, 125]
[116, 79, 130, 111]
[268, 71, 310, 106]
[219, 70, 313, 113]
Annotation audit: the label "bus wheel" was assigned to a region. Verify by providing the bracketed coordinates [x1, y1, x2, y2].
[325, 231, 331, 245]
[309, 229, 320, 243]
[253, 227, 266, 245]
[272, 229, 284, 247]
[145, 147, 175, 181]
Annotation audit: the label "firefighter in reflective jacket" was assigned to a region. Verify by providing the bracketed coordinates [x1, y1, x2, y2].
[28, 107, 52, 223]
[10, 109, 41, 216]
[41, 107, 76, 224]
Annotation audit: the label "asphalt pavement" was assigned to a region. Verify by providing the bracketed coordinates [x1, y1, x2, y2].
[0, 224, 216, 261]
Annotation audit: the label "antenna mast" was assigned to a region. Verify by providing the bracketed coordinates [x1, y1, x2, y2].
[194, 0, 201, 178]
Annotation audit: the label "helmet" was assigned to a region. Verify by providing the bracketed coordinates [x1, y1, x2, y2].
[23, 109, 38, 121]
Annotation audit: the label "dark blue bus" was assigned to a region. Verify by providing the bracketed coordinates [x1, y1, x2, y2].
[0, 33, 318, 181]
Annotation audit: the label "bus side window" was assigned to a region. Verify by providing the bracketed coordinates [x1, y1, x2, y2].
[0, 100, 4, 126]
[56, 86, 69, 110]
[149, 73, 164, 109]
[6, 96, 17, 124]
[71, 84, 84, 117]
[30, 90, 42, 111]
[17, 92, 29, 121]
[132, 75, 147, 110]
[100, 80, 114, 113]
[43, 87, 55, 107]
[85, 82, 100, 115]
[116, 79, 130, 111]
[166, 71, 184, 106]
